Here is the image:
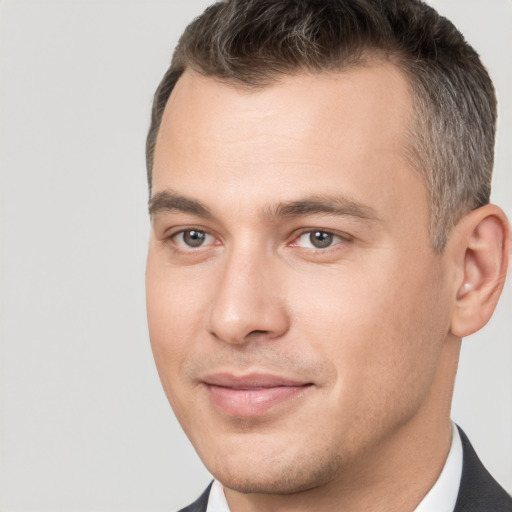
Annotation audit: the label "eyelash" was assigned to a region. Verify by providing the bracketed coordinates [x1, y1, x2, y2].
[167, 227, 350, 253]
[290, 229, 347, 250]
[168, 227, 219, 251]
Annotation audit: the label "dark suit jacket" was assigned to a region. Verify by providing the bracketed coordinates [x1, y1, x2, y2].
[178, 427, 512, 512]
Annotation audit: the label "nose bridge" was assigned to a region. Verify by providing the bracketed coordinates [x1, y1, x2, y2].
[208, 239, 288, 344]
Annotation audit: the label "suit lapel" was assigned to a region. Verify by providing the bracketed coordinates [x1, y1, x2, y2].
[179, 430, 512, 512]
[454, 426, 512, 511]
[178, 481, 213, 512]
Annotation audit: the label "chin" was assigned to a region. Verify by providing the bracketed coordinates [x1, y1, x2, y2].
[199, 439, 343, 495]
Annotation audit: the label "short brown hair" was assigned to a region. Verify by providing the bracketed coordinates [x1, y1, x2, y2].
[146, 0, 497, 250]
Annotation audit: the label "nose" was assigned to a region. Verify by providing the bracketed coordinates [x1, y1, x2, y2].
[207, 249, 289, 345]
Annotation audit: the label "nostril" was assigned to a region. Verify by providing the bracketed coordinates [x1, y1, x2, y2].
[249, 330, 268, 336]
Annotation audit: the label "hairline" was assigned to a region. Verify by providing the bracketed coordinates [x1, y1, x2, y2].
[148, 52, 441, 246]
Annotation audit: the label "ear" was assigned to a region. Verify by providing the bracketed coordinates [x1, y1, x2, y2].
[450, 204, 510, 338]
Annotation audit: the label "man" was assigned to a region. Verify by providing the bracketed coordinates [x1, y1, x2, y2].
[144, 0, 511, 510]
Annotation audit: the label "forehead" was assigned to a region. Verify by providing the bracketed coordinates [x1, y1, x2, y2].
[155, 63, 413, 167]
[152, 64, 425, 230]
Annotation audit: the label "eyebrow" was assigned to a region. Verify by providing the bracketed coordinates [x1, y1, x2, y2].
[263, 196, 381, 222]
[149, 189, 381, 223]
[149, 190, 212, 218]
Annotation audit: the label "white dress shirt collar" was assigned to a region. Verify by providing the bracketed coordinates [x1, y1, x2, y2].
[413, 423, 463, 512]
[205, 423, 463, 512]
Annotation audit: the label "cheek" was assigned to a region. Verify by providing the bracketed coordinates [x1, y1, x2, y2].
[146, 248, 210, 348]
[145, 259, 205, 408]
[287, 256, 448, 415]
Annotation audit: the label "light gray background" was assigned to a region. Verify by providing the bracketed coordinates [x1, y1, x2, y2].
[0, 0, 510, 510]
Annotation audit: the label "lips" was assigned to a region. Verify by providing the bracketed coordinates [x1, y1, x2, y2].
[202, 373, 313, 417]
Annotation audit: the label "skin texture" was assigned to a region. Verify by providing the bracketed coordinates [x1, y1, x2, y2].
[146, 64, 510, 512]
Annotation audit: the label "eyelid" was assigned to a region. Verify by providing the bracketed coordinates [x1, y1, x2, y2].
[289, 228, 351, 249]
[167, 227, 220, 249]
[162, 226, 351, 252]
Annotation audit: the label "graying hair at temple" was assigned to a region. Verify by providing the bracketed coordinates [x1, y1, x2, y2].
[146, 0, 496, 251]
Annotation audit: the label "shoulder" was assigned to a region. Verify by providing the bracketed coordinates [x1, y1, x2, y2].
[454, 426, 512, 512]
[177, 482, 213, 512]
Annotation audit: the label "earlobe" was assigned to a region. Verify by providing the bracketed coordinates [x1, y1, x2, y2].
[450, 204, 510, 338]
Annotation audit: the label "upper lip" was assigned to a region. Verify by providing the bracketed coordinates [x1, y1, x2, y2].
[202, 373, 312, 389]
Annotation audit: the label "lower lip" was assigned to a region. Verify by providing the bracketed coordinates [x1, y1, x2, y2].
[206, 384, 311, 417]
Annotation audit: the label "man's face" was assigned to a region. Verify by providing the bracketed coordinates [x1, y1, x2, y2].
[146, 65, 454, 494]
